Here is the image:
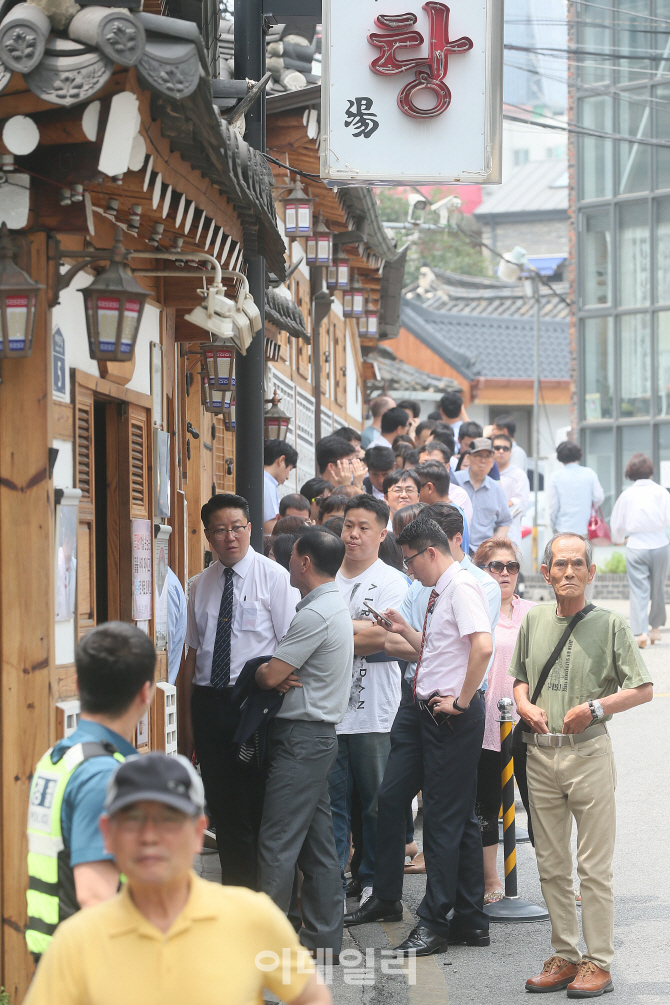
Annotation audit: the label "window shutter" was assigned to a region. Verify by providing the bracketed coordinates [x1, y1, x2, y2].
[73, 383, 96, 636]
[128, 405, 149, 519]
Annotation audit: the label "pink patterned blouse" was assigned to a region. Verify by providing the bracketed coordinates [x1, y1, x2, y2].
[483, 595, 536, 752]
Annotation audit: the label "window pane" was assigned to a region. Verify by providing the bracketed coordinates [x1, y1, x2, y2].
[579, 96, 613, 200]
[618, 201, 650, 307]
[657, 312, 670, 415]
[618, 90, 650, 194]
[578, 1, 612, 86]
[654, 85, 670, 189]
[582, 209, 611, 305]
[616, 0, 650, 85]
[582, 317, 614, 419]
[656, 198, 670, 302]
[619, 313, 651, 417]
[621, 425, 653, 486]
[584, 427, 615, 518]
[656, 423, 670, 487]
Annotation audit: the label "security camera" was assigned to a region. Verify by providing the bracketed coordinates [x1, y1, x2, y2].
[431, 194, 462, 227]
[407, 191, 428, 223]
[184, 282, 262, 354]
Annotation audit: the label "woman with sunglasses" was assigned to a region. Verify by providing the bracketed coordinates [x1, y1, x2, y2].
[473, 537, 535, 904]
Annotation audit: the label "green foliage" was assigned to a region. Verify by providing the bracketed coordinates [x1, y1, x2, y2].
[597, 551, 627, 574]
[0, 987, 11, 1005]
[376, 188, 490, 285]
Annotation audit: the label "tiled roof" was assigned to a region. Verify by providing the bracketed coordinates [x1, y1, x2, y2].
[366, 346, 462, 394]
[400, 295, 570, 382]
[404, 269, 570, 320]
[265, 287, 309, 342]
[474, 159, 568, 219]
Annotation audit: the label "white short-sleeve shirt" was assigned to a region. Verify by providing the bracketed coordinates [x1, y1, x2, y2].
[415, 563, 491, 700]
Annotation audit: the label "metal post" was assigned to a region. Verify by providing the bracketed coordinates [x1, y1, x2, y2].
[485, 698, 549, 923]
[311, 267, 323, 449]
[532, 276, 541, 572]
[234, 0, 266, 549]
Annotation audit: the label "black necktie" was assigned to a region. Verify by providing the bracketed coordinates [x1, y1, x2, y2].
[210, 566, 234, 689]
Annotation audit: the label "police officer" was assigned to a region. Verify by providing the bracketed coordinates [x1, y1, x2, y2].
[26, 622, 155, 960]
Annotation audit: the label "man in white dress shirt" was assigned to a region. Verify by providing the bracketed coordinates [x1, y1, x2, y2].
[372, 514, 492, 957]
[264, 440, 299, 534]
[184, 493, 299, 888]
[492, 433, 530, 548]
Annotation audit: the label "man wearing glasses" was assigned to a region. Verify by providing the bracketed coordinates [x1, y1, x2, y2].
[184, 493, 299, 888]
[491, 433, 530, 548]
[382, 468, 421, 528]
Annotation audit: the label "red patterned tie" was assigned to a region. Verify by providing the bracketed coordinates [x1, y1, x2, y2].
[413, 588, 439, 697]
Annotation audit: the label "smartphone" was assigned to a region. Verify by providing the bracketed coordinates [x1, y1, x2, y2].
[425, 691, 449, 726]
[363, 601, 393, 628]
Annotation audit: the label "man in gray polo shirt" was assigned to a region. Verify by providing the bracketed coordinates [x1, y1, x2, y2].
[256, 529, 353, 957]
[454, 437, 512, 553]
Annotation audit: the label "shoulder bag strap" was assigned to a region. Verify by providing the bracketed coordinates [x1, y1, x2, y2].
[530, 604, 595, 706]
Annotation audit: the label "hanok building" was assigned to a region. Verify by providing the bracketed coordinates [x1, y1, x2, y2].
[398, 269, 571, 475]
[0, 0, 289, 992]
[265, 83, 407, 495]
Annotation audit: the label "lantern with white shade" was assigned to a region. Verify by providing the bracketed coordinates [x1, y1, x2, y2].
[264, 389, 290, 440]
[281, 179, 314, 238]
[0, 223, 43, 358]
[80, 231, 149, 361]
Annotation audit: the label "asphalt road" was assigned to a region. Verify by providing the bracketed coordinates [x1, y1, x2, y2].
[196, 599, 670, 1005]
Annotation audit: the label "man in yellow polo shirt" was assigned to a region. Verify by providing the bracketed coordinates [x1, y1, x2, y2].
[25, 753, 330, 1005]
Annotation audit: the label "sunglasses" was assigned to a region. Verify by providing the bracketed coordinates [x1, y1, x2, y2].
[493, 444, 511, 452]
[485, 560, 520, 574]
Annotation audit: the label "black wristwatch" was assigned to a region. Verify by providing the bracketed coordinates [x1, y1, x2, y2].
[452, 697, 470, 712]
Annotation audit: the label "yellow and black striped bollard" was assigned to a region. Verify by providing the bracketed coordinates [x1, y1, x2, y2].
[484, 697, 549, 924]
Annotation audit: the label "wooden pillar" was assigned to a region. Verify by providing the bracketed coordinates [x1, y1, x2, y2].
[0, 231, 53, 998]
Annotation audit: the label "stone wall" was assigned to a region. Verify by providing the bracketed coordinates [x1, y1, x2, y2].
[521, 573, 670, 602]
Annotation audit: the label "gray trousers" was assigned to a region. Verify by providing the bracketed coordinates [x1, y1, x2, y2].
[257, 718, 343, 954]
[626, 544, 670, 635]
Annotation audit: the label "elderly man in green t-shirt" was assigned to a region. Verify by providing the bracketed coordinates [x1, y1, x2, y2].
[509, 532, 653, 998]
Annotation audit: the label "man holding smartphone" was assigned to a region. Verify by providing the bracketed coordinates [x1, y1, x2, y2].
[372, 513, 492, 957]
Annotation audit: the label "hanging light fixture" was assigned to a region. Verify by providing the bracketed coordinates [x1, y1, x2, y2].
[280, 179, 314, 238]
[351, 272, 365, 317]
[305, 213, 332, 266]
[327, 250, 350, 290]
[80, 230, 149, 361]
[358, 299, 379, 337]
[342, 288, 354, 317]
[201, 345, 235, 414]
[0, 223, 44, 359]
[224, 395, 236, 432]
[264, 388, 290, 440]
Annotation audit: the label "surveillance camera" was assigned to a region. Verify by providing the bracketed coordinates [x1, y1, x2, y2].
[184, 283, 262, 354]
[407, 192, 428, 222]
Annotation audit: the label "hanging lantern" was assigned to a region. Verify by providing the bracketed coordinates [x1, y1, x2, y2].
[326, 261, 338, 289]
[281, 179, 314, 238]
[306, 215, 332, 266]
[366, 305, 378, 337]
[358, 313, 368, 336]
[80, 230, 149, 361]
[201, 345, 235, 414]
[351, 272, 364, 317]
[0, 223, 44, 359]
[342, 290, 354, 317]
[337, 256, 350, 290]
[264, 388, 290, 440]
[224, 395, 236, 432]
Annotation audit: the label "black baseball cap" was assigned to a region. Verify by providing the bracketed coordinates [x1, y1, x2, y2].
[105, 753, 205, 817]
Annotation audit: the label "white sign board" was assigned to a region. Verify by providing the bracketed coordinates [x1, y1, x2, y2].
[321, 0, 503, 185]
[132, 518, 153, 621]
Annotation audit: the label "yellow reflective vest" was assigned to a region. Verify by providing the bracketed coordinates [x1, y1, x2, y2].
[26, 741, 124, 956]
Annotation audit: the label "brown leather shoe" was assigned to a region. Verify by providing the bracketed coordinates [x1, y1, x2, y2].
[566, 961, 614, 998]
[525, 956, 580, 993]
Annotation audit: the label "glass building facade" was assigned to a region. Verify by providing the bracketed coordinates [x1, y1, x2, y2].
[575, 0, 670, 515]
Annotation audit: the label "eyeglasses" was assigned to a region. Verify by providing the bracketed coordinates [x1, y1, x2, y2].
[210, 524, 249, 539]
[388, 484, 419, 497]
[485, 560, 520, 574]
[402, 547, 429, 571]
[112, 808, 191, 832]
[493, 444, 511, 452]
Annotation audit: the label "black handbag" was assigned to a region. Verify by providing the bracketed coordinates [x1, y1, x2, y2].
[512, 604, 594, 845]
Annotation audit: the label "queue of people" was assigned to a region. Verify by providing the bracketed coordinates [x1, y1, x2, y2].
[24, 391, 655, 1002]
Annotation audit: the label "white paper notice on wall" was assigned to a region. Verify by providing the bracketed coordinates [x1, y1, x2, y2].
[660, 460, 670, 489]
[132, 518, 153, 621]
[321, 0, 503, 184]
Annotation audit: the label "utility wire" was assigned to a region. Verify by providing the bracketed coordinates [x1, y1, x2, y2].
[570, 0, 670, 25]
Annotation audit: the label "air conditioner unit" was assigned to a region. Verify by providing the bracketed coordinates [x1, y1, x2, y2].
[56, 699, 80, 739]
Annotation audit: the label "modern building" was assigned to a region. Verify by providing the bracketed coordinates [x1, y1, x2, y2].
[570, 0, 670, 515]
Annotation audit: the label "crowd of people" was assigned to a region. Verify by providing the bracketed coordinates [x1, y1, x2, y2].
[25, 391, 654, 1003]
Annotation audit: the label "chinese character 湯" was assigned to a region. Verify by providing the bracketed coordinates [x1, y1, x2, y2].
[344, 97, 380, 138]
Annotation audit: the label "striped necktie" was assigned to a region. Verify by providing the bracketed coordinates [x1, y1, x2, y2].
[210, 566, 235, 689]
[413, 588, 439, 697]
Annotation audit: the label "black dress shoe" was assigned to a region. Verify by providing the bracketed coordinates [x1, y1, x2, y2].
[447, 927, 490, 947]
[346, 877, 362, 897]
[344, 896, 403, 926]
[393, 924, 448, 957]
